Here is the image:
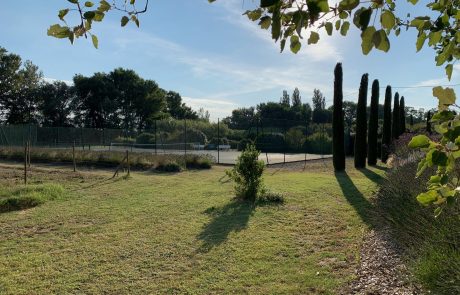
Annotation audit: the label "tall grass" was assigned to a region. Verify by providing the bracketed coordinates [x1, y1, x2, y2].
[0, 147, 213, 170]
[0, 183, 65, 212]
[376, 161, 460, 294]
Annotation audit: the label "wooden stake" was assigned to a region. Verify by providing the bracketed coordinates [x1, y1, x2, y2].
[27, 141, 31, 168]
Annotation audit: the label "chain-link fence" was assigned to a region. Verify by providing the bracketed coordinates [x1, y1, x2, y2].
[0, 118, 333, 165]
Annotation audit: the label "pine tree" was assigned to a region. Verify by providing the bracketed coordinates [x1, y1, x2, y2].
[392, 92, 400, 139]
[332, 63, 345, 171]
[399, 95, 406, 135]
[354, 74, 368, 168]
[367, 79, 379, 166]
[381, 86, 392, 163]
[280, 90, 290, 106]
[292, 87, 302, 108]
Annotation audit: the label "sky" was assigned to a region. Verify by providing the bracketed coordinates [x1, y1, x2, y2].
[1, 0, 459, 121]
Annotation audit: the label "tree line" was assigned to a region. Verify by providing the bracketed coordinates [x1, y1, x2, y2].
[0, 47, 209, 130]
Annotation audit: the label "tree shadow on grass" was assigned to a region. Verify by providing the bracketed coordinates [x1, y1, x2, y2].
[370, 165, 388, 172]
[334, 171, 375, 227]
[357, 167, 385, 184]
[197, 199, 254, 252]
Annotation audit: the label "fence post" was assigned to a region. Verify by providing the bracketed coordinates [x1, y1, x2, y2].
[73, 141, 76, 172]
[24, 142, 27, 185]
[126, 150, 130, 176]
[184, 119, 187, 160]
[305, 120, 308, 163]
[283, 120, 286, 164]
[154, 120, 157, 155]
[27, 140, 31, 168]
[217, 118, 220, 164]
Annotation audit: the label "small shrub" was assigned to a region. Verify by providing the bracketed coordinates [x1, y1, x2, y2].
[156, 161, 182, 172]
[185, 155, 213, 169]
[226, 145, 265, 202]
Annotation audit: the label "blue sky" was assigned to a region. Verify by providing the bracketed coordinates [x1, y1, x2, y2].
[1, 0, 459, 120]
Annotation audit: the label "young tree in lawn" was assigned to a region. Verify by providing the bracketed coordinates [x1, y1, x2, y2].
[392, 92, 400, 140]
[332, 63, 345, 171]
[354, 74, 368, 168]
[367, 79, 379, 166]
[381, 86, 392, 163]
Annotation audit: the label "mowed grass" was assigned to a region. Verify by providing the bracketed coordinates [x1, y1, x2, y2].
[0, 160, 384, 294]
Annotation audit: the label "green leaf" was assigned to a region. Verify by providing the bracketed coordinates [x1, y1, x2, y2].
[259, 16, 271, 30]
[381, 10, 396, 29]
[361, 26, 376, 54]
[416, 32, 427, 52]
[416, 190, 438, 205]
[261, 0, 279, 7]
[307, 31, 320, 44]
[433, 86, 456, 110]
[428, 31, 442, 46]
[372, 29, 390, 52]
[340, 21, 350, 36]
[353, 7, 372, 30]
[446, 64, 453, 81]
[83, 11, 96, 20]
[91, 34, 98, 48]
[431, 150, 448, 166]
[290, 35, 301, 53]
[58, 9, 69, 21]
[338, 0, 359, 11]
[68, 0, 78, 3]
[408, 135, 430, 148]
[121, 16, 129, 27]
[271, 4, 281, 41]
[280, 39, 286, 52]
[408, 0, 418, 4]
[85, 1, 94, 7]
[98, 0, 111, 12]
[325, 22, 333, 36]
[47, 24, 72, 39]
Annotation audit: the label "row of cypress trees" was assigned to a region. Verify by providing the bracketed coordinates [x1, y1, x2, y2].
[332, 63, 407, 171]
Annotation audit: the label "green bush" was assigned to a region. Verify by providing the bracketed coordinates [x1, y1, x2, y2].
[156, 161, 182, 172]
[303, 132, 332, 154]
[185, 154, 213, 169]
[255, 133, 286, 153]
[136, 132, 156, 144]
[226, 145, 265, 202]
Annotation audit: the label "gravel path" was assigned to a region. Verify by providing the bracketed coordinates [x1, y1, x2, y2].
[344, 228, 422, 294]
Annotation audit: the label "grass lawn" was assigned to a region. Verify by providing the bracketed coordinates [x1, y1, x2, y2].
[0, 160, 384, 294]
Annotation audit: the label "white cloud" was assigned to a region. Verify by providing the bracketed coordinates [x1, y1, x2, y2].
[182, 96, 239, 121]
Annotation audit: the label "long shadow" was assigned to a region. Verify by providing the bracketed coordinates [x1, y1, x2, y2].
[357, 167, 385, 184]
[334, 171, 375, 227]
[370, 165, 388, 172]
[197, 199, 254, 252]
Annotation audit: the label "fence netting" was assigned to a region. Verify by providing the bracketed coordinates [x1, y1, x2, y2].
[0, 118, 334, 165]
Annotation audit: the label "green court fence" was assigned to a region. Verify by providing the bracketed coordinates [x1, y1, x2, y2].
[0, 118, 334, 165]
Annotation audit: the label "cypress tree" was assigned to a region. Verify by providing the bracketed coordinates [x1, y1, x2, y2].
[332, 63, 345, 171]
[410, 114, 414, 127]
[399, 96, 406, 135]
[392, 92, 400, 139]
[427, 111, 432, 134]
[354, 73, 368, 168]
[381, 86, 392, 163]
[367, 79, 379, 166]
